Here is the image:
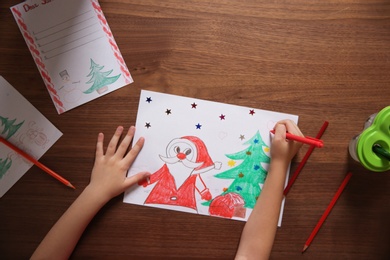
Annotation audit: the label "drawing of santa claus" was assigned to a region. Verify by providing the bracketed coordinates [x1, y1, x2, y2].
[138, 136, 221, 211]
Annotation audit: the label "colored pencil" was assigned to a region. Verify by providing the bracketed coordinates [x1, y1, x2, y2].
[284, 121, 329, 196]
[0, 136, 75, 189]
[373, 144, 390, 161]
[270, 129, 324, 148]
[302, 172, 353, 253]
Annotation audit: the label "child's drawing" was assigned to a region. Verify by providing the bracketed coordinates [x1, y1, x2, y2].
[19, 121, 48, 148]
[84, 59, 121, 94]
[0, 157, 12, 180]
[0, 116, 24, 140]
[204, 131, 270, 219]
[124, 90, 298, 224]
[0, 116, 24, 181]
[58, 70, 82, 103]
[138, 136, 221, 211]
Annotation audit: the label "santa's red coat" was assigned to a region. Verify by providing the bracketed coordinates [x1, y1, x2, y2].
[144, 164, 198, 210]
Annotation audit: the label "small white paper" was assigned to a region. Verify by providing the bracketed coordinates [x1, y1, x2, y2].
[0, 76, 62, 197]
[11, 0, 132, 114]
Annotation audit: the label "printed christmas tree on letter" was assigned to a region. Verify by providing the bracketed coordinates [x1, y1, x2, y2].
[204, 131, 270, 219]
[84, 59, 121, 94]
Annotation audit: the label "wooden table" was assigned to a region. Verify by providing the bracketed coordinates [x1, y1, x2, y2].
[1, 1, 389, 259]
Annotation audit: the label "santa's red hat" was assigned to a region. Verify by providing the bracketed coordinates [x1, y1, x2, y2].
[181, 136, 214, 170]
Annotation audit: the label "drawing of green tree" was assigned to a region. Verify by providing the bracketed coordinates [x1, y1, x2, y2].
[84, 59, 121, 94]
[204, 131, 270, 209]
[0, 157, 12, 179]
[0, 116, 24, 140]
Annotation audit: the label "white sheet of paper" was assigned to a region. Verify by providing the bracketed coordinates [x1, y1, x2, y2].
[11, 0, 133, 114]
[0, 76, 62, 198]
[124, 90, 298, 225]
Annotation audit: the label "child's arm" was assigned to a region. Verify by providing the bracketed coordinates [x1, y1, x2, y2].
[235, 120, 303, 260]
[31, 126, 150, 260]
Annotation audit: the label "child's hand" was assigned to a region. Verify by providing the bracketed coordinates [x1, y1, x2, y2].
[271, 120, 304, 163]
[31, 126, 150, 260]
[87, 126, 150, 203]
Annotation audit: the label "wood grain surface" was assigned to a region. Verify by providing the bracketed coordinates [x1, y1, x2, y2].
[1, 1, 389, 259]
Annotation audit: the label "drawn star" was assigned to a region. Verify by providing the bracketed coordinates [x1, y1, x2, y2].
[238, 172, 244, 178]
[165, 109, 172, 115]
[195, 123, 202, 129]
[249, 109, 255, 115]
[228, 160, 236, 167]
[145, 122, 151, 128]
[239, 134, 245, 140]
[236, 186, 242, 191]
[223, 187, 228, 192]
[219, 114, 226, 120]
[191, 102, 197, 109]
[246, 151, 252, 156]
[146, 97, 152, 103]
[264, 147, 270, 152]
[254, 165, 260, 171]
[254, 139, 259, 144]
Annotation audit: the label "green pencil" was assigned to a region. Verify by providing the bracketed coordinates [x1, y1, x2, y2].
[373, 144, 390, 161]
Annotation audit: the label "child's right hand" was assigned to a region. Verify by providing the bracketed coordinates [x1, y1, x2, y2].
[271, 120, 304, 163]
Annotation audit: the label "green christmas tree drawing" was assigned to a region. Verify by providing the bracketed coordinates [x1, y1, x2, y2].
[0, 157, 12, 180]
[204, 131, 270, 211]
[84, 59, 121, 94]
[0, 116, 24, 140]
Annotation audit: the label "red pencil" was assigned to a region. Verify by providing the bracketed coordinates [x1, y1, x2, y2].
[270, 130, 324, 148]
[0, 136, 75, 189]
[284, 121, 329, 196]
[302, 172, 353, 253]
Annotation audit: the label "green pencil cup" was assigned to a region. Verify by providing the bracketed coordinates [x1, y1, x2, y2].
[348, 106, 390, 172]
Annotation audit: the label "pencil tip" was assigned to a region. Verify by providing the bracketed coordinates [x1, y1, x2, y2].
[302, 245, 308, 253]
[68, 183, 76, 189]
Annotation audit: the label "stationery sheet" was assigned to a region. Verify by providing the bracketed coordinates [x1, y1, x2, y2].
[124, 90, 298, 225]
[0, 76, 62, 198]
[11, 0, 132, 114]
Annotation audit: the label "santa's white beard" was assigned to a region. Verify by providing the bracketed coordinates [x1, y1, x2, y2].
[165, 162, 194, 189]
[159, 155, 203, 188]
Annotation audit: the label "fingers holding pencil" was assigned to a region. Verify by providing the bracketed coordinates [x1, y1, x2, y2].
[271, 120, 304, 162]
[271, 119, 324, 148]
[275, 119, 304, 138]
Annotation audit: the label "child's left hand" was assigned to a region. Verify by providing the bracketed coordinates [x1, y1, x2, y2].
[87, 126, 150, 203]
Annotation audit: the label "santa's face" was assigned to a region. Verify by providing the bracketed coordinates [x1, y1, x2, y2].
[159, 138, 203, 188]
[160, 138, 202, 169]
